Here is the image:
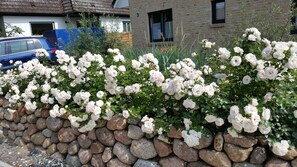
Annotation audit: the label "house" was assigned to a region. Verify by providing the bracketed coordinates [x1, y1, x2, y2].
[0, 0, 130, 37]
[129, 0, 292, 48]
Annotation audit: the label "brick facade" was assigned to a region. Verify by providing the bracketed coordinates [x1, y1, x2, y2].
[129, 0, 291, 48]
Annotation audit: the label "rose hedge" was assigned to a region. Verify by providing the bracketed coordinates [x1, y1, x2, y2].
[0, 28, 297, 156]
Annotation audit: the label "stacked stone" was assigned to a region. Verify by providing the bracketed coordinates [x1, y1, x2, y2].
[0, 98, 297, 167]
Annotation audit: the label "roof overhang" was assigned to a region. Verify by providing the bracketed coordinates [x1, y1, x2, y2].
[112, 0, 129, 8]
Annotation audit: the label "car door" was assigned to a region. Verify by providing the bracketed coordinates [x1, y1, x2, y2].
[7, 39, 37, 65]
[0, 42, 10, 68]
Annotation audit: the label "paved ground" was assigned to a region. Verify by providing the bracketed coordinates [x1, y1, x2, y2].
[0, 137, 65, 167]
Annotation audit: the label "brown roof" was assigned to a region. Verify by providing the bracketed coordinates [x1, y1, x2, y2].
[0, 0, 64, 15]
[0, 0, 129, 16]
[65, 0, 129, 16]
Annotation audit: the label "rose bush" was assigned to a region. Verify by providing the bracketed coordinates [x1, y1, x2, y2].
[0, 28, 296, 157]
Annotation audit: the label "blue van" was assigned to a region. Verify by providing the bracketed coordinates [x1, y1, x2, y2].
[0, 37, 57, 70]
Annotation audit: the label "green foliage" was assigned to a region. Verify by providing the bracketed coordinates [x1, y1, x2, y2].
[64, 13, 129, 58]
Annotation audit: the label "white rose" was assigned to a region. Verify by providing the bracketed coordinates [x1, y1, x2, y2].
[242, 75, 252, 85]
[122, 110, 130, 119]
[218, 48, 231, 59]
[262, 108, 271, 121]
[264, 92, 273, 102]
[96, 91, 105, 99]
[259, 124, 271, 135]
[230, 56, 242, 66]
[205, 115, 217, 123]
[272, 140, 290, 156]
[288, 55, 297, 69]
[118, 65, 126, 72]
[248, 34, 257, 41]
[273, 51, 285, 60]
[245, 53, 257, 66]
[294, 110, 297, 118]
[183, 99, 196, 109]
[261, 46, 272, 58]
[215, 118, 224, 126]
[192, 84, 204, 97]
[264, 66, 278, 80]
[234, 47, 244, 54]
[242, 119, 258, 133]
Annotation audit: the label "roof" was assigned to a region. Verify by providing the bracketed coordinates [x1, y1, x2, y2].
[0, 0, 129, 16]
[0, 36, 45, 42]
[0, 0, 64, 15]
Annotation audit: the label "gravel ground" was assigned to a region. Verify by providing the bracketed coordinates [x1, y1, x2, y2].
[0, 137, 66, 167]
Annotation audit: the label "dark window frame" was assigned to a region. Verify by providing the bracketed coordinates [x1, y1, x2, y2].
[30, 22, 54, 35]
[122, 21, 131, 32]
[212, 0, 225, 24]
[148, 9, 173, 42]
[291, 0, 297, 34]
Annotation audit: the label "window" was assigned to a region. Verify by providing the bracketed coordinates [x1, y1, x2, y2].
[148, 9, 173, 42]
[291, 0, 297, 34]
[0, 43, 5, 56]
[212, 0, 225, 24]
[123, 21, 131, 32]
[7, 40, 39, 54]
[31, 22, 54, 35]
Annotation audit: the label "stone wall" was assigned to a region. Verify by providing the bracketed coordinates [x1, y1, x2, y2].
[129, 0, 291, 48]
[0, 98, 296, 167]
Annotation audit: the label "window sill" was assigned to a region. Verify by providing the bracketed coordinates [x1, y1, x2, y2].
[209, 23, 225, 28]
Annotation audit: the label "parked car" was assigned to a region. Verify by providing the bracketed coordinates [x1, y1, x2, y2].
[0, 37, 57, 70]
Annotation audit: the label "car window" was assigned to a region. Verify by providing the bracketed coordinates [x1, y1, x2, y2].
[8, 41, 27, 54]
[27, 40, 36, 50]
[0, 43, 5, 56]
[34, 40, 43, 49]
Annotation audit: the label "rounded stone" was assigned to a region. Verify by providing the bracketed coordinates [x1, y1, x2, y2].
[102, 147, 114, 163]
[27, 124, 38, 136]
[42, 129, 53, 138]
[167, 127, 182, 139]
[58, 128, 76, 143]
[214, 132, 224, 152]
[66, 155, 82, 167]
[91, 154, 105, 167]
[95, 127, 115, 146]
[199, 149, 231, 167]
[106, 115, 127, 130]
[87, 130, 97, 140]
[154, 138, 173, 157]
[193, 133, 213, 150]
[114, 130, 132, 145]
[224, 143, 253, 162]
[78, 134, 92, 149]
[224, 133, 257, 148]
[46, 117, 63, 132]
[265, 158, 290, 167]
[47, 144, 57, 155]
[128, 125, 144, 140]
[31, 132, 46, 145]
[57, 143, 68, 154]
[159, 156, 186, 167]
[27, 114, 37, 124]
[68, 140, 80, 155]
[113, 142, 137, 164]
[90, 142, 105, 154]
[130, 138, 157, 159]
[42, 138, 52, 148]
[250, 146, 267, 164]
[107, 158, 130, 167]
[36, 118, 46, 130]
[173, 139, 199, 162]
[78, 149, 92, 165]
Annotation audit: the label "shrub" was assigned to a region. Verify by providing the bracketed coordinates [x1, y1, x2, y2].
[1, 27, 297, 157]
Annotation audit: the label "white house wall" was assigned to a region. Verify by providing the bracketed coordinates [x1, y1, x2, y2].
[3, 16, 68, 36]
[100, 17, 130, 32]
[3, 16, 130, 36]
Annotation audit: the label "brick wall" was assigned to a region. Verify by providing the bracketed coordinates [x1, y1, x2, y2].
[129, 0, 291, 48]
